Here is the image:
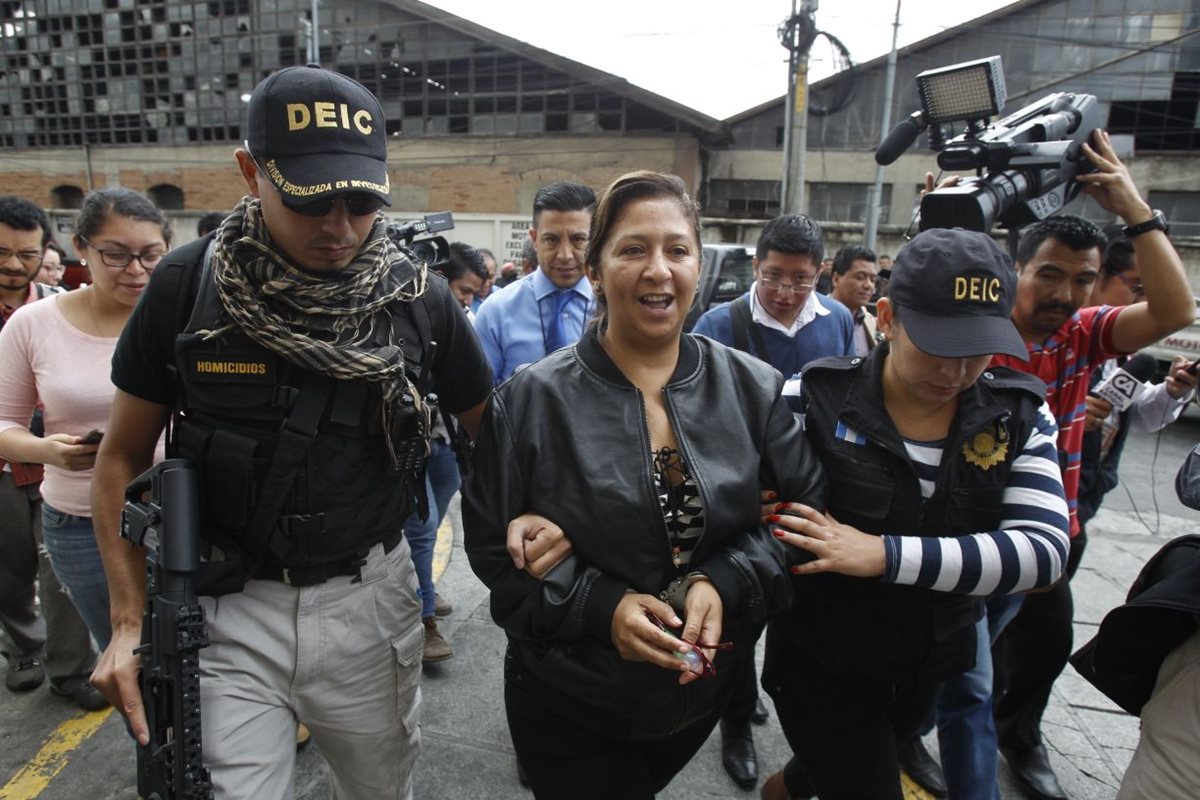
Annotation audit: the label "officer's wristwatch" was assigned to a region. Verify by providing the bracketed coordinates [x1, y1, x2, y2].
[1123, 209, 1168, 239]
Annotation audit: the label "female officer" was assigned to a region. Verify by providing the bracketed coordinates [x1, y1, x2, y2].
[760, 228, 1070, 800]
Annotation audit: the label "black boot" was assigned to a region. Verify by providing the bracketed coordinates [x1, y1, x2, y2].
[720, 719, 758, 789]
[897, 737, 948, 798]
[1001, 743, 1067, 800]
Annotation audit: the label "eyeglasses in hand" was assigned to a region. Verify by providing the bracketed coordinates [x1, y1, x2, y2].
[646, 611, 732, 678]
[78, 236, 165, 271]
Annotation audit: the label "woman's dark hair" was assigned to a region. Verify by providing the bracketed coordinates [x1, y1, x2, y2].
[435, 241, 488, 283]
[74, 187, 172, 247]
[584, 171, 701, 334]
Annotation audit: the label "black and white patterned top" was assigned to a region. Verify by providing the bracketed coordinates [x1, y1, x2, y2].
[653, 447, 706, 571]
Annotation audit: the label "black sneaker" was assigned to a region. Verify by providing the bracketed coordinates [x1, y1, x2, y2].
[49, 677, 110, 712]
[5, 656, 45, 692]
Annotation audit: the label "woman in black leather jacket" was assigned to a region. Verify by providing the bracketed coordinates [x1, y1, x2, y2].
[462, 171, 825, 799]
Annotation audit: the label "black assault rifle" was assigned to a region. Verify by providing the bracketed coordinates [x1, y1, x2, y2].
[122, 459, 213, 800]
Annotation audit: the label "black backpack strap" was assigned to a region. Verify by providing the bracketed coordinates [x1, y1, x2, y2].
[728, 293, 769, 358]
[729, 294, 751, 353]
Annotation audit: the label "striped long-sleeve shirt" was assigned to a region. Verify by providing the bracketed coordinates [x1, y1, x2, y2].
[783, 371, 1069, 596]
[881, 399, 1069, 595]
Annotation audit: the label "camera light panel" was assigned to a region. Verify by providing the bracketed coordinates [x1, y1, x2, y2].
[917, 56, 1006, 124]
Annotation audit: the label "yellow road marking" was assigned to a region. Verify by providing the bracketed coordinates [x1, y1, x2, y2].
[431, 515, 453, 583]
[0, 708, 113, 800]
[0, 519, 452, 799]
[901, 770, 936, 799]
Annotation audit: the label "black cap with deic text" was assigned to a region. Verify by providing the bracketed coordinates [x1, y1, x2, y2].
[246, 64, 392, 211]
[888, 227, 1028, 361]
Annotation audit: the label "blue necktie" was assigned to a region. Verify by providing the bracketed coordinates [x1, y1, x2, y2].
[545, 289, 574, 354]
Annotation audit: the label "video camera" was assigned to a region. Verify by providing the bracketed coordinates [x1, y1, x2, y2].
[874, 56, 1101, 232]
[386, 211, 455, 269]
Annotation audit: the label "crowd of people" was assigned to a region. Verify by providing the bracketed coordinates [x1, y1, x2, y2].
[1, 63, 1197, 800]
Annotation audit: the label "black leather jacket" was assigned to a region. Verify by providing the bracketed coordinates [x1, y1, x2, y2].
[463, 329, 826, 734]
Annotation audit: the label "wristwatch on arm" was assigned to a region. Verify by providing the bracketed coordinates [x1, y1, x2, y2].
[1123, 209, 1168, 239]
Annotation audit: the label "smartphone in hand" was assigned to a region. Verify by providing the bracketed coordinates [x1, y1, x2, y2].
[80, 429, 104, 445]
[1184, 357, 1200, 376]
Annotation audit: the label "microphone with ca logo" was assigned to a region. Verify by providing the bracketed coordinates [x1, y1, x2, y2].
[1091, 353, 1158, 412]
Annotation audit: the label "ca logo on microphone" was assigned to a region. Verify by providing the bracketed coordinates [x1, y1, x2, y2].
[1109, 372, 1139, 401]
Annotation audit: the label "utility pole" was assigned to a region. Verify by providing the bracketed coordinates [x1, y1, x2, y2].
[864, 0, 902, 250]
[779, 0, 818, 215]
[306, 1, 320, 65]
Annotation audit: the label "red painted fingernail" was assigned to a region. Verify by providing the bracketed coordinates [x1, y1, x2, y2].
[774, 503, 788, 512]
[773, 529, 785, 538]
[766, 491, 778, 500]
[790, 566, 802, 574]
[767, 514, 781, 523]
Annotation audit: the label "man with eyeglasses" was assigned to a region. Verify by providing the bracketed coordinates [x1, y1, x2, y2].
[0, 196, 97, 708]
[91, 65, 492, 800]
[691, 213, 853, 789]
[694, 214, 854, 383]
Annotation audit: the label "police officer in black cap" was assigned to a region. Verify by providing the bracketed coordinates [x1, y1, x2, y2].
[91, 65, 492, 799]
[759, 228, 1071, 800]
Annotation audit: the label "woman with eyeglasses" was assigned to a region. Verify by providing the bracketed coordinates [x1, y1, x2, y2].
[463, 171, 825, 799]
[0, 187, 170, 653]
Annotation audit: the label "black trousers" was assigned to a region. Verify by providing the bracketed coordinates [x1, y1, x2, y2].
[763, 625, 943, 800]
[992, 529, 1089, 750]
[721, 650, 760, 726]
[504, 648, 740, 800]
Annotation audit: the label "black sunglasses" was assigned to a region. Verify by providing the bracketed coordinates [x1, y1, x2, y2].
[287, 192, 387, 218]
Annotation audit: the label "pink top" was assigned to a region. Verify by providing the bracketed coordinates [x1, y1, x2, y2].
[0, 294, 164, 516]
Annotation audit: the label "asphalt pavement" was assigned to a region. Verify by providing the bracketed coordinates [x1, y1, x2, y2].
[3, 409, 1198, 800]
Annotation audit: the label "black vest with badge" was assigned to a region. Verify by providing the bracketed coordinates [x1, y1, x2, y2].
[165, 237, 433, 592]
[780, 345, 1046, 684]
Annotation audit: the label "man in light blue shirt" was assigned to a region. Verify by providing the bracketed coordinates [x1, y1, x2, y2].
[473, 182, 597, 384]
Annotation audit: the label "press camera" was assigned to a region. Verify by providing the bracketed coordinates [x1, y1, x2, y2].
[875, 56, 1101, 232]
[386, 211, 454, 269]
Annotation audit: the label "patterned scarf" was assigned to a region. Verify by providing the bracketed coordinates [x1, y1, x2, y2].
[204, 197, 428, 405]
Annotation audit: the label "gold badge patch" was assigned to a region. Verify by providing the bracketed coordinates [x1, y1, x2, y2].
[963, 423, 1009, 470]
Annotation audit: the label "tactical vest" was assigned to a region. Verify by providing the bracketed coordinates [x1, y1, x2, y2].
[167, 240, 432, 586]
[781, 350, 1046, 684]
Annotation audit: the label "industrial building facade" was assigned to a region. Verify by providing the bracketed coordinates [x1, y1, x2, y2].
[1, 0, 1196, 254]
[709, 0, 1199, 242]
[0, 0, 726, 217]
